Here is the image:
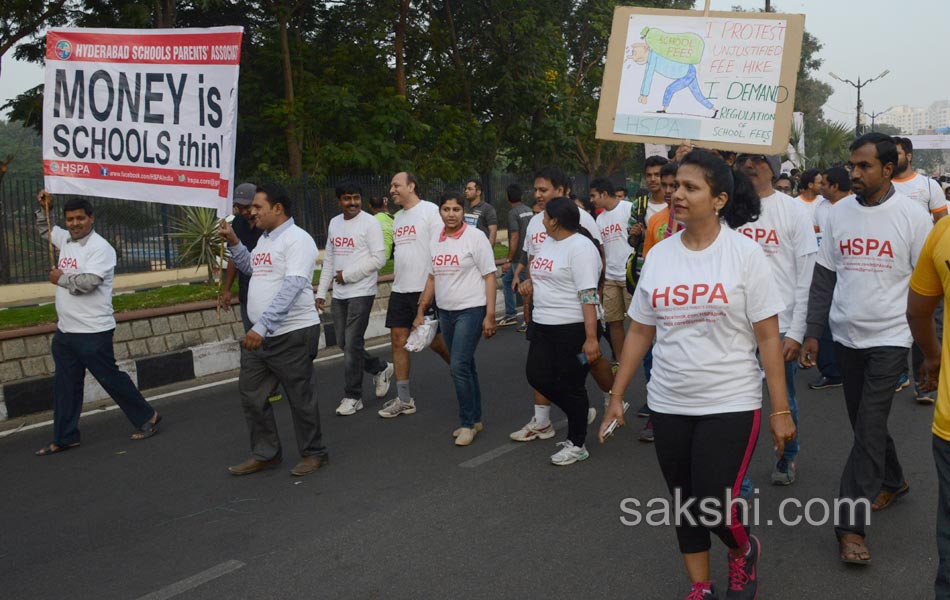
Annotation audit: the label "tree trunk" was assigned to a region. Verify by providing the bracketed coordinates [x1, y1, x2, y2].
[279, 13, 303, 178]
[153, 0, 178, 27]
[394, 0, 409, 96]
[443, 0, 471, 113]
[0, 154, 12, 283]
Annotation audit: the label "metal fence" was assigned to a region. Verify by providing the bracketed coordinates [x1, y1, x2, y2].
[1, 171, 629, 285]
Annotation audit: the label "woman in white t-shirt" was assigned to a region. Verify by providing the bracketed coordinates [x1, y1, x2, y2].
[415, 191, 498, 446]
[520, 197, 603, 466]
[600, 150, 796, 600]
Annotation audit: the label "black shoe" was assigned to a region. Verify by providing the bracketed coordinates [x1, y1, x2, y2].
[638, 419, 654, 443]
[637, 403, 651, 418]
[808, 376, 842, 390]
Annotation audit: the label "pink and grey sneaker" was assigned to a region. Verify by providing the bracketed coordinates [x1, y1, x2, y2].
[726, 535, 760, 599]
[686, 581, 719, 599]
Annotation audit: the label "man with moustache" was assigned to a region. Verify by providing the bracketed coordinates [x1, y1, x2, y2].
[316, 181, 392, 416]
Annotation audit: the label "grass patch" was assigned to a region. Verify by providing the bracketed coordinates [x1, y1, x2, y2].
[1, 244, 511, 331]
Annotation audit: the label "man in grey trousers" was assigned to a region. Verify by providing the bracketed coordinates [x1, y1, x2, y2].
[219, 183, 328, 477]
[801, 133, 932, 564]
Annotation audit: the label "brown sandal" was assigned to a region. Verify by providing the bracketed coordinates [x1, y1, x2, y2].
[839, 534, 872, 565]
[872, 482, 909, 511]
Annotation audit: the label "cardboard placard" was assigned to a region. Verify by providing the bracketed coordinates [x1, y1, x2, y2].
[596, 7, 805, 154]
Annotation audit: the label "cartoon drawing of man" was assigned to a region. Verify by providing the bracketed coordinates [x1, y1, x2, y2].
[629, 27, 718, 118]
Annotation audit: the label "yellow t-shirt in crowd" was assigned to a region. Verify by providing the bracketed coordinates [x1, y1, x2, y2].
[909, 216, 950, 441]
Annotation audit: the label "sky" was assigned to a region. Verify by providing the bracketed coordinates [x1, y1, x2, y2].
[1, 0, 948, 124]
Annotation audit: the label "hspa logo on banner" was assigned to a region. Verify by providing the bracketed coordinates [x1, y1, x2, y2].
[42, 27, 243, 216]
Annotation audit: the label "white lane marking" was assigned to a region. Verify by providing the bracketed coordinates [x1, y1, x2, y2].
[459, 419, 568, 468]
[0, 342, 392, 438]
[135, 560, 245, 600]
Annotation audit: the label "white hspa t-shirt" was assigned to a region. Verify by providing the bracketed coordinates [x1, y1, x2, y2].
[317, 211, 385, 300]
[522, 209, 604, 259]
[813, 196, 853, 248]
[796, 195, 821, 227]
[596, 200, 634, 281]
[629, 227, 785, 416]
[817, 192, 932, 349]
[893, 173, 946, 217]
[735, 191, 817, 341]
[427, 224, 497, 311]
[52, 228, 116, 334]
[646, 201, 666, 226]
[530, 233, 602, 325]
[392, 200, 442, 293]
[247, 223, 321, 336]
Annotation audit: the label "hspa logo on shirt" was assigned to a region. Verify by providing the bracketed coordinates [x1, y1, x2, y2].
[394, 225, 417, 240]
[432, 254, 461, 267]
[252, 252, 273, 266]
[652, 283, 728, 308]
[330, 237, 356, 248]
[601, 223, 625, 239]
[530, 257, 555, 273]
[530, 232, 547, 246]
[839, 238, 894, 258]
[59, 257, 78, 270]
[737, 227, 779, 245]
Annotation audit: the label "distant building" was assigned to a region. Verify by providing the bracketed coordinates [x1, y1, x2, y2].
[878, 100, 950, 134]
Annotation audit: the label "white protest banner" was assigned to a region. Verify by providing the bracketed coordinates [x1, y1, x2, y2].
[597, 8, 804, 154]
[43, 27, 243, 217]
[907, 135, 950, 150]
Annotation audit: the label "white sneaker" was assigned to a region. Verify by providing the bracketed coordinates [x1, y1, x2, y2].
[550, 440, 589, 466]
[374, 362, 394, 398]
[510, 417, 556, 442]
[335, 398, 363, 416]
[453, 422, 484, 437]
[455, 427, 477, 446]
[587, 407, 596, 425]
[378, 397, 416, 418]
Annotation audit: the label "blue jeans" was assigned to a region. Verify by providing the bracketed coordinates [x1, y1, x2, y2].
[777, 336, 800, 462]
[51, 329, 154, 446]
[662, 65, 714, 110]
[438, 306, 485, 428]
[501, 267, 525, 319]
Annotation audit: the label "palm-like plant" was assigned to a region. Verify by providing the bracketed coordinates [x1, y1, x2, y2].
[798, 121, 855, 170]
[168, 206, 226, 284]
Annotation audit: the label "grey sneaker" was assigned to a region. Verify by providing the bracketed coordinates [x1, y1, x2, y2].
[335, 397, 363, 416]
[771, 457, 796, 485]
[550, 440, 589, 466]
[378, 397, 416, 418]
[497, 315, 518, 327]
[374, 362, 394, 398]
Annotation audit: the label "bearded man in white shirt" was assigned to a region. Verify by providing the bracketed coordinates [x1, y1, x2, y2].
[220, 183, 328, 477]
[33, 192, 160, 456]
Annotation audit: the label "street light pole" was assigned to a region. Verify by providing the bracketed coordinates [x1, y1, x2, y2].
[829, 70, 890, 135]
[863, 107, 893, 133]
